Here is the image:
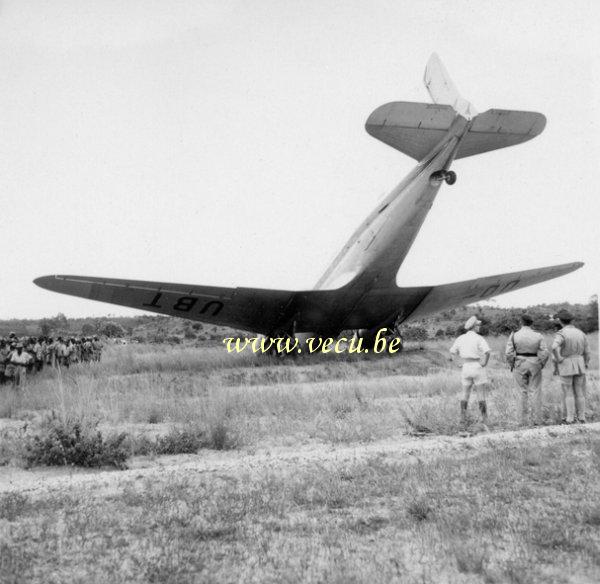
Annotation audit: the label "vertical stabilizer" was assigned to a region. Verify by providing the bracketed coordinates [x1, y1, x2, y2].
[424, 53, 477, 120]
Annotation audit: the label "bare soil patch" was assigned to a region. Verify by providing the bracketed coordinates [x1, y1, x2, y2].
[2, 421, 598, 498]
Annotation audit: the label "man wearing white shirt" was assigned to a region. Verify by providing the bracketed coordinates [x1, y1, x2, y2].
[10, 343, 32, 388]
[450, 316, 491, 429]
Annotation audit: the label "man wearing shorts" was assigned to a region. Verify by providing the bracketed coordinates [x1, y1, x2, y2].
[450, 316, 491, 430]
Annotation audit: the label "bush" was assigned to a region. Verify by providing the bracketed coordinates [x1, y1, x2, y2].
[129, 424, 239, 456]
[407, 497, 432, 521]
[100, 321, 126, 338]
[402, 326, 429, 341]
[208, 420, 238, 450]
[0, 492, 29, 521]
[153, 428, 206, 455]
[23, 415, 128, 469]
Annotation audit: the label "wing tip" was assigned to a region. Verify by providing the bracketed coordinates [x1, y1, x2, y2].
[565, 261, 584, 272]
[34, 275, 55, 289]
[34, 275, 69, 291]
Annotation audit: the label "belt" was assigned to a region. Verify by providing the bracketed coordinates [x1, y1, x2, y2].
[516, 353, 537, 357]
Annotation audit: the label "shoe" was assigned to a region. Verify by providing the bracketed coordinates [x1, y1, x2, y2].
[577, 419, 586, 424]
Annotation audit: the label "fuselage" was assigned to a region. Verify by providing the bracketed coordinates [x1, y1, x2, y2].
[308, 116, 469, 333]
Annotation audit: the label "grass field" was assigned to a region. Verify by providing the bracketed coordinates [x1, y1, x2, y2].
[1, 333, 597, 449]
[2, 432, 600, 583]
[0, 333, 598, 582]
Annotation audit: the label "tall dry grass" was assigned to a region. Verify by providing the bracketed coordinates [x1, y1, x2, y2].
[0, 334, 598, 449]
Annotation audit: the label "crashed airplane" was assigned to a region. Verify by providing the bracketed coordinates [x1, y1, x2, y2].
[35, 54, 583, 345]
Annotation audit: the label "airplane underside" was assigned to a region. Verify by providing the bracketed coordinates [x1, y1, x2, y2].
[34, 54, 583, 344]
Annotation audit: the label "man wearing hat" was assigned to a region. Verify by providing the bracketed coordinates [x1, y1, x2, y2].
[449, 316, 491, 429]
[505, 314, 549, 426]
[552, 309, 590, 423]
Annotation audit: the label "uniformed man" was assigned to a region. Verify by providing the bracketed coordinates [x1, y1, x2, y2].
[552, 309, 590, 424]
[450, 316, 491, 430]
[505, 314, 549, 426]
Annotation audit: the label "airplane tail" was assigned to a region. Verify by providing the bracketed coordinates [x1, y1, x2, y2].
[424, 53, 478, 120]
[365, 54, 546, 161]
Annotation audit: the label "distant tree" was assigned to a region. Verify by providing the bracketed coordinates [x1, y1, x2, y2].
[532, 314, 555, 333]
[81, 323, 95, 336]
[100, 321, 125, 338]
[39, 319, 52, 337]
[47, 313, 69, 331]
[184, 328, 196, 340]
[580, 295, 598, 333]
[488, 312, 520, 336]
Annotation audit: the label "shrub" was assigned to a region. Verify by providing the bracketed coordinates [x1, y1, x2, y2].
[0, 492, 29, 521]
[407, 497, 432, 521]
[208, 420, 237, 450]
[23, 415, 128, 469]
[402, 326, 429, 341]
[153, 428, 206, 455]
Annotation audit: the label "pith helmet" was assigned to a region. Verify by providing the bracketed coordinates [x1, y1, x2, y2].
[464, 316, 481, 330]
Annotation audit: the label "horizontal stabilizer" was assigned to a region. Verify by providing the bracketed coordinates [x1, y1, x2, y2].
[366, 102, 546, 161]
[401, 262, 584, 322]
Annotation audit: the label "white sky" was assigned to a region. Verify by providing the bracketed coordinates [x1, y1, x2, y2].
[0, 0, 598, 319]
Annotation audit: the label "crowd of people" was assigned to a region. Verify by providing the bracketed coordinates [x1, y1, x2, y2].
[0, 333, 104, 387]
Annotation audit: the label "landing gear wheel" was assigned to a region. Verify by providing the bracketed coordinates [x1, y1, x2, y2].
[444, 171, 457, 185]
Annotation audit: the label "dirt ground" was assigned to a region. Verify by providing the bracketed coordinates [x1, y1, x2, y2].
[2, 421, 598, 498]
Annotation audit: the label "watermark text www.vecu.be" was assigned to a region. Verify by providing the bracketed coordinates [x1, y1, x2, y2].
[223, 328, 402, 355]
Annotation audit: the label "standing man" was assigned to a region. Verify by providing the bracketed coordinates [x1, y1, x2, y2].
[10, 343, 31, 388]
[505, 314, 548, 426]
[92, 336, 103, 362]
[552, 309, 590, 424]
[450, 316, 492, 430]
[0, 340, 10, 384]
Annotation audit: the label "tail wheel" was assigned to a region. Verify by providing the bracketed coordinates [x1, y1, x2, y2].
[445, 170, 457, 185]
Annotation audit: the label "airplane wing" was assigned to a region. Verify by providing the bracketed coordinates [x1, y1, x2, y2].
[33, 275, 310, 334]
[399, 262, 584, 322]
[34, 262, 583, 335]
